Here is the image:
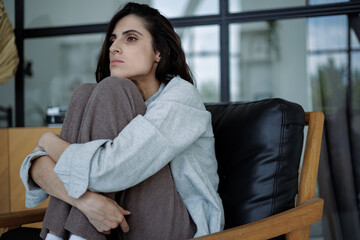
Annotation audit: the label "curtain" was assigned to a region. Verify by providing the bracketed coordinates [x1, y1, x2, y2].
[313, 27, 360, 239]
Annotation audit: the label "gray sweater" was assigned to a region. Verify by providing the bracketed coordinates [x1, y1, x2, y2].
[20, 76, 225, 237]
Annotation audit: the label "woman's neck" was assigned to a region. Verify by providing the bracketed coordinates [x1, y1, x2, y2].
[132, 78, 160, 101]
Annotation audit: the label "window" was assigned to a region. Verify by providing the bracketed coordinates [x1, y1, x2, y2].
[229, 0, 305, 13]
[24, 34, 103, 126]
[230, 19, 308, 109]
[176, 25, 220, 102]
[1, 0, 360, 131]
[307, 15, 348, 113]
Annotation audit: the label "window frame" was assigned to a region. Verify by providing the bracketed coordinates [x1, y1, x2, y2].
[13, 0, 360, 126]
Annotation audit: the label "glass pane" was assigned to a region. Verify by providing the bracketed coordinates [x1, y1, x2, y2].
[24, 34, 104, 126]
[351, 52, 360, 139]
[307, 15, 347, 51]
[352, 52, 360, 110]
[151, 0, 218, 18]
[0, 78, 15, 128]
[3, 0, 15, 26]
[351, 28, 360, 49]
[230, 19, 311, 110]
[176, 25, 220, 102]
[308, 53, 348, 113]
[309, 0, 349, 5]
[229, 0, 305, 13]
[25, 0, 219, 28]
[25, 0, 122, 28]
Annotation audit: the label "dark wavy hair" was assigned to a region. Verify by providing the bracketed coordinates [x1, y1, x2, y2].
[95, 2, 193, 85]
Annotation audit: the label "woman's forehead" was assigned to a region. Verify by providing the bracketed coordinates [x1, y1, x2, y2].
[113, 15, 147, 34]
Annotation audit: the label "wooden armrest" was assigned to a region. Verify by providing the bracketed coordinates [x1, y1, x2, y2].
[0, 199, 323, 238]
[194, 198, 324, 240]
[0, 208, 46, 228]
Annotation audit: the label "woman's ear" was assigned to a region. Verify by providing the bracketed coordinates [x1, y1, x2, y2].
[155, 51, 161, 63]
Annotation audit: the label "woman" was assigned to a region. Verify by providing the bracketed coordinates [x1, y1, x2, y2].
[20, 3, 224, 240]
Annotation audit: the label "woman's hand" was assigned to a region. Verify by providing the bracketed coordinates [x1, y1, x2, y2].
[74, 191, 131, 234]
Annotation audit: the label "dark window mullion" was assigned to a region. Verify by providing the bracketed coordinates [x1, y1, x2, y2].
[220, 0, 229, 102]
[15, 0, 24, 127]
[347, 13, 354, 168]
[24, 24, 108, 38]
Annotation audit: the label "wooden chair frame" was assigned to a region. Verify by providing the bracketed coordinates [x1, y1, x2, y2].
[0, 112, 324, 240]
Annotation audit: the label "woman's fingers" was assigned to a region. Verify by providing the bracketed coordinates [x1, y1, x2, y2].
[76, 191, 131, 233]
[103, 198, 131, 232]
[117, 205, 131, 215]
[115, 211, 130, 233]
[106, 202, 130, 233]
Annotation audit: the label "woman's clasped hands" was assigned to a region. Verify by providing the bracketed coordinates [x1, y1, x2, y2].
[30, 132, 131, 234]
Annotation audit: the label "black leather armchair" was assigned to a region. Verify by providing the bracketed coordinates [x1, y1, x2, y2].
[195, 98, 324, 239]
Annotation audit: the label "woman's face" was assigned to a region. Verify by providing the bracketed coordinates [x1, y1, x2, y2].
[109, 15, 160, 83]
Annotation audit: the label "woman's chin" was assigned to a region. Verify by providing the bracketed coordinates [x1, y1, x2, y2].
[110, 72, 128, 79]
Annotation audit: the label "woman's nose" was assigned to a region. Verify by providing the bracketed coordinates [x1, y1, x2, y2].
[109, 40, 122, 54]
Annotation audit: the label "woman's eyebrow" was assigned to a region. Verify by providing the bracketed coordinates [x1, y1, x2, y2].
[122, 29, 143, 36]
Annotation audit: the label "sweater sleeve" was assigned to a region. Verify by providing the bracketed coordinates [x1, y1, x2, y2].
[54, 80, 212, 198]
[20, 151, 50, 208]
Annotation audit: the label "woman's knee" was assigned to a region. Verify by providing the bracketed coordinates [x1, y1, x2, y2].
[69, 83, 97, 104]
[92, 77, 143, 102]
[97, 76, 137, 92]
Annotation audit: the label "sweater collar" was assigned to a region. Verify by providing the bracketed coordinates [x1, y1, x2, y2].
[145, 82, 166, 107]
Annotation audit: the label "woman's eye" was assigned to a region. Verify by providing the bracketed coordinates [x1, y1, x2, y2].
[127, 36, 137, 42]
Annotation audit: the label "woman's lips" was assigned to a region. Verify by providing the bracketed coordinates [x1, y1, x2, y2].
[110, 59, 124, 65]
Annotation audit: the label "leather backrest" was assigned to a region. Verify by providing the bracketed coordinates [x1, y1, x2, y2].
[205, 98, 305, 229]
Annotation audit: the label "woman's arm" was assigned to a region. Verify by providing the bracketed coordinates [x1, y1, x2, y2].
[30, 154, 130, 233]
[53, 80, 213, 198]
[36, 131, 70, 162]
[30, 155, 74, 204]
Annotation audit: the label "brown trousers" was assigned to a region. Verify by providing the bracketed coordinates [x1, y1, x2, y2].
[40, 77, 196, 240]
